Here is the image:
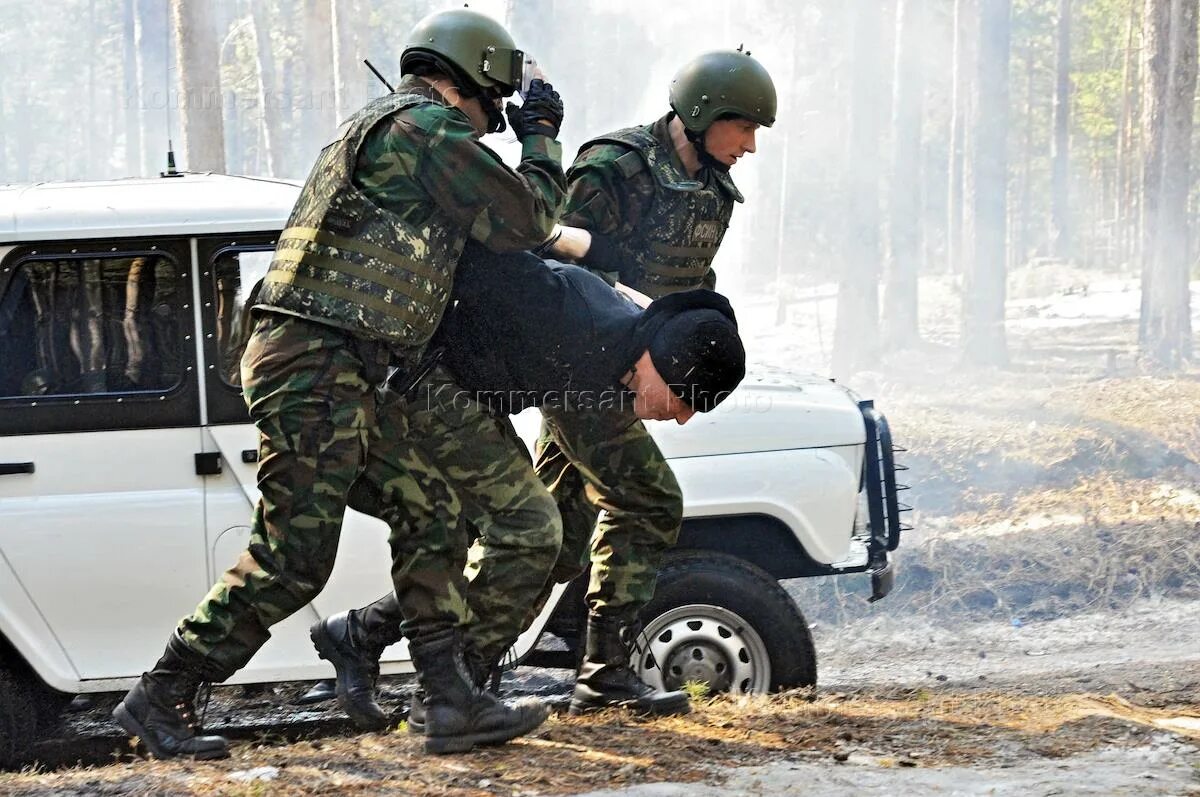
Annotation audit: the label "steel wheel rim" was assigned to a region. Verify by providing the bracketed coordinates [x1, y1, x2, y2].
[634, 604, 772, 694]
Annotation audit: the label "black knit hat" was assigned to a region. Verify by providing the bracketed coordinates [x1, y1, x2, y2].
[647, 308, 746, 412]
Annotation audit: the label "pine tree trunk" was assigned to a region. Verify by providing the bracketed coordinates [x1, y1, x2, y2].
[171, 0, 225, 172]
[1019, 43, 1035, 268]
[832, 2, 885, 377]
[250, 0, 283, 177]
[1140, 0, 1171, 345]
[136, 0, 170, 174]
[122, 0, 142, 174]
[1116, 0, 1138, 266]
[1142, 0, 1197, 367]
[87, 0, 97, 175]
[947, 0, 975, 274]
[301, 0, 336, 157]
[961, 0, 1011, 366]
[332, 0, 363, 121]
[882, 0, 926, 348]
[1050, 0, 1071, 259]
[773, 132, 791, 325]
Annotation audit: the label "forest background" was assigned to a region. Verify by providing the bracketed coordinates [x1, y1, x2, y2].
[1, 0, 1195, 377]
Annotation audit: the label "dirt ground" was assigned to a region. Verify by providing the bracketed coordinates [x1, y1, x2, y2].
[1, 271, 1198, 795]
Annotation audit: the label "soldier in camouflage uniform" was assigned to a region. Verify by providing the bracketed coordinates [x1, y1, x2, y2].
[533, 50, 778, 715]
[304, 243, 747, 734]
[113, 8, 566, 759]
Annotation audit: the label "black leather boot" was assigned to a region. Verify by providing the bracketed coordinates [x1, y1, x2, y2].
[112, 631, 230, 760]
[409, 630, 547, 754]
[408, 642, 498, 735]
[309, 611, 388, 730]
[570, 614, 691, 716]
[296, 678, 337, 705]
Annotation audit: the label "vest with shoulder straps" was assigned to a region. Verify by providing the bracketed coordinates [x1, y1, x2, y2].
[258, 91, 466, 347]
[584, 124, 743, 299]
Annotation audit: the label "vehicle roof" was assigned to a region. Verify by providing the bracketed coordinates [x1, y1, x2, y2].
[0, 173, 301, 243]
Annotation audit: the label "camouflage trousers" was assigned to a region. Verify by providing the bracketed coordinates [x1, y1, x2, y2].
[350, 364, 563, 664]
[525, 406, 684, 621]
[177, 313, 471, 677]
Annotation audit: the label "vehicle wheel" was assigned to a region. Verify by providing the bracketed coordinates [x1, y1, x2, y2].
[0, 666, 40, 769]
[634, 551, 817, 695]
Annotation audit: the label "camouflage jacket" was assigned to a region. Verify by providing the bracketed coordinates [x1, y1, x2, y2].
[561, 113, 742, 296]
[355, 76, 566, 253]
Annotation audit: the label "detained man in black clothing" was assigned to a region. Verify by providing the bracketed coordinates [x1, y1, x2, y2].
[308, 241, 745, 731]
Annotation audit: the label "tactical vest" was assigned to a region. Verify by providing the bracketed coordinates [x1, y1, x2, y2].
[584, 125, 743, 299]
[258, 91, 466, 347]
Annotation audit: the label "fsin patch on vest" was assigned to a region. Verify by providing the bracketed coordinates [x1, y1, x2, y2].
[694, 221, 723, 244]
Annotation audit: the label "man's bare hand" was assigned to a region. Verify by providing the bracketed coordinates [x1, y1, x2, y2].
[614, 281, 652, 309]
[547, 224, 592, 261]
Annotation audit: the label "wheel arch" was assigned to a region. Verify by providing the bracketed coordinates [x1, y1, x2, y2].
[677, 513, 835, 580]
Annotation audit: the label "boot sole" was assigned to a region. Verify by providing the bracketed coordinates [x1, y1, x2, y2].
[423, 706, 549, 755]
[309, 624, 390, 732]
[112, 702, 230, 761]
[568, 693, 691, 717]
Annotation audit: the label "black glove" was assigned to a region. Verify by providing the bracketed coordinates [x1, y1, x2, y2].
[505, 79, 563, 139]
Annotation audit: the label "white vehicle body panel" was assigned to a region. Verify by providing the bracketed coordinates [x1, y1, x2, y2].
[0, 175, 298, 243]
[0, 429, 209, 691]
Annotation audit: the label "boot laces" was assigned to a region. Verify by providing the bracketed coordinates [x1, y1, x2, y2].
[198, 680, 213, 730]
[173, 680, 213, 733]
[619, 623, 652, 669]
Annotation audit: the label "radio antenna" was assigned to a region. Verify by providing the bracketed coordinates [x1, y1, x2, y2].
[160, 1, 179, 177]
[364, 59, 395, 93]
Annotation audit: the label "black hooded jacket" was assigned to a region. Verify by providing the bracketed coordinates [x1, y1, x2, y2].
[435, 241, 737, 416]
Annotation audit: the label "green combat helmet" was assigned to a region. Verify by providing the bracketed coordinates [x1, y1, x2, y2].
[669, 48, 777, 133]
[401, 8, 525, 98]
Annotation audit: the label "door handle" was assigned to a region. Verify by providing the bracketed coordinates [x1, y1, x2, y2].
[0, 462, 35, 475]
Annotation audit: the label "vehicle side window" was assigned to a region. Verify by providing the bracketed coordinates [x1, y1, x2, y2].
[211, 249, 272, 387]
[0, 255, 182, 398]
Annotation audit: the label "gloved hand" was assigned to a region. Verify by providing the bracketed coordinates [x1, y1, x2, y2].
[505, 79, 563, 139]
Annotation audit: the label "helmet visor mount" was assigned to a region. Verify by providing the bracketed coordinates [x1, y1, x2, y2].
[479, 46, 538, 98]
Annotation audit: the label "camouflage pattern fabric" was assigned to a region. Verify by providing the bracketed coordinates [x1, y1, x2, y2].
[349, 364, 562, 663]
[563, 114, 740, 298]
[530, 406, 683, 620]
[259, 75, 565, 348]
[178, 313, 387, 676]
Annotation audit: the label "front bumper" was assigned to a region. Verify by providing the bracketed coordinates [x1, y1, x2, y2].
[859, 400, 909, 601]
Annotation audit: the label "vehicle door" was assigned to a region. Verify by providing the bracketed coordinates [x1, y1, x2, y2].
[0, 238, 209, 683]
[194, 236, 399, 682]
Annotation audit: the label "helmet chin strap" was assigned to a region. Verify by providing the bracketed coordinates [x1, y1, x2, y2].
[484, 99, 507, 135]
[683, 126, 730, 174]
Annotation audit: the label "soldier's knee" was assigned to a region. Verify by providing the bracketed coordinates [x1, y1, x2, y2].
[549, 534, 588, 584]
[632, 470, 683, 527]
[247, 540, 338, 609]
[530, 492, 565, 552]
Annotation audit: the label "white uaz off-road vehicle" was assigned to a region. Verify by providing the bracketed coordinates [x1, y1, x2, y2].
[0, 174, 906, 766]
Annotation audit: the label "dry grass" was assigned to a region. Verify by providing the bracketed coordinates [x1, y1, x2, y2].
[3, 691, 1197, 796]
